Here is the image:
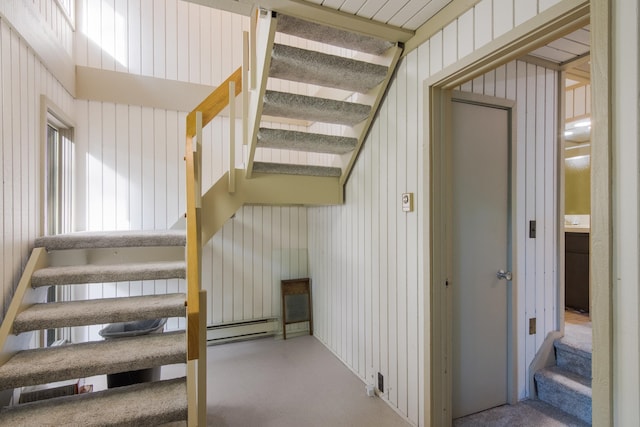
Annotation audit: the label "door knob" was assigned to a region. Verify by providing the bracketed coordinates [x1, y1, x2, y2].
[497, 270, 512, 281]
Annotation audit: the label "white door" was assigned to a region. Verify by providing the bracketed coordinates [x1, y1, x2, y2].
[451, 100, 511, 418]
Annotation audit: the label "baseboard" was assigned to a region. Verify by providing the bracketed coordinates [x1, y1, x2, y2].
[206, 318, 279, 345]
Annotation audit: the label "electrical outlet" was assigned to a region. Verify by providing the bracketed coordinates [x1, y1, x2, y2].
[377, 372, 384, 393]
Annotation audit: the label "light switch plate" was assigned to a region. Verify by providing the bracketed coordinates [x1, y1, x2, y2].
[402, 193, 414, 212]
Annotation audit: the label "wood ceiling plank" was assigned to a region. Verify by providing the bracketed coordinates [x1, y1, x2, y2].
[530, 45, 576, 63]
[339, 0, 368, 14]
[548, 37, 589, 55]
[357, 0, 389, 19]
[373, 0, 411, 24]
[321, 0, 347, 8]
[403, 0, 452, 30]
[564, 27, 590, 44]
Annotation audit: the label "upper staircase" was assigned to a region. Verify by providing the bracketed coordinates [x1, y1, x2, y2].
[245, 11, 402, 184]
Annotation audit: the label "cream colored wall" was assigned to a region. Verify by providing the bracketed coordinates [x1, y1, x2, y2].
[308, 0, 564, 424]
[75, 0, 245, 86]
[0, 15, 75, 321]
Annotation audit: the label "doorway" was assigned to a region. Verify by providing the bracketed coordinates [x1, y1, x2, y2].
[450, 97, 514, 418]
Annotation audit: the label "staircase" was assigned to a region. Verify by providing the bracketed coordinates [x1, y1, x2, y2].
[0, 7, 405, 425]
[245, 12, 402, 184]
[534, 323, 592, 424]
[0, 230, 189, 426]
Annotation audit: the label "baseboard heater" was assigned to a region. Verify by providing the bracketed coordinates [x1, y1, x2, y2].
[206, 317, 279, 345]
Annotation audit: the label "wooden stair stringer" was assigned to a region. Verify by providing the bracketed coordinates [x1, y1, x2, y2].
[200, 168, 343, 245]
[338, 43, 403, 185]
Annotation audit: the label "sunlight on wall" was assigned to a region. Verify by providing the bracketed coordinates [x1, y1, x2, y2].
[86, 154, 130, 230]
[81, 0, 128, 67]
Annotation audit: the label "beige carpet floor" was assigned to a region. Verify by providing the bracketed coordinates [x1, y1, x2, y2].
[204, 335, 411, 427]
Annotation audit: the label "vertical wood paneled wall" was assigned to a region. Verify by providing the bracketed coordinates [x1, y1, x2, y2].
[308, 1, 562, 424]
[30, 0, 74, 57]
[74, 98, 311, 335]
[0, 17, 75, 320]
[75, 0, 247, 86]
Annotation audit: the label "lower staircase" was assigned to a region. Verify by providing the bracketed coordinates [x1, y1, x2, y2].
[0, 230, 190, 426]
[534, 322, 592, 425]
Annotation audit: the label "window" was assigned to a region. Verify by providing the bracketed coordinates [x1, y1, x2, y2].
[43, 101, 75, 346]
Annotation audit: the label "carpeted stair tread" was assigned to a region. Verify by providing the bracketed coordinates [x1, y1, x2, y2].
[0, 331, 185, 389]
[0, 377, 187, 426]
[253, 162, 342, 177]
[555, 341, 592, 379]
[31, 261, 186, 287]
[270, 44, 388, 93]
[559, 323, 593, 354]
[276, 14, 394, 56]
[35, 230, 186, 250]
[257, 128, 357, 154]
[263, 90, 371, 126]
[535, 366, 592, 424]
[14, 293, 186, 334]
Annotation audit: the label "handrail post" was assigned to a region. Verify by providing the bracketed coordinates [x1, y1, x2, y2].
[250, 7, 258, 89]
[229, 82, 236, 193]
[196, 112, 203, 207]
[243, 31, 249, 149]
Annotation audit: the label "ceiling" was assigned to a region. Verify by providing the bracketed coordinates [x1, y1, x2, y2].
[188, 0, 452, 34]
[301, 0, 452, 30]
[529, 25, 591, 86]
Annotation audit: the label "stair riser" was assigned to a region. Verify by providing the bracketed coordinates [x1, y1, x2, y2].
[556, 346, 592, 378]
[535, 374, 592, 424]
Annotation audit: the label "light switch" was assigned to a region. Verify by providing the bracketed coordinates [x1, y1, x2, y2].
[402, 193, 414, 212]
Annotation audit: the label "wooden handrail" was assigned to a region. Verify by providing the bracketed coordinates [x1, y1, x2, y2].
[185, 65, 244, 426]
[186, 67, 242, 137]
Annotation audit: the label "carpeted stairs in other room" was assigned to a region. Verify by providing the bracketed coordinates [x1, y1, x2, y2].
[534, 322, 592, 424]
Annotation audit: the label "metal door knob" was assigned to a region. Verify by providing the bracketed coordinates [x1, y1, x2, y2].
[497, 270, 512, 281]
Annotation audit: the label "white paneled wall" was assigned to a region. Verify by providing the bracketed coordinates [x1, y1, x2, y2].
[30, 0, 74, 56]
[75, 0, 247, 86]
[308, 1, 561, 425]
[308, 50, 425, 425]
[0, 17, 75, 320]
[74, 98, 311, 332]
[206, 206, 310, 334]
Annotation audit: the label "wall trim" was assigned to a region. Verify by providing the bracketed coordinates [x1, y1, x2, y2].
[76, 66, 217, 112]
[429, 0, 589, 89]
[589, 0, 613, 424]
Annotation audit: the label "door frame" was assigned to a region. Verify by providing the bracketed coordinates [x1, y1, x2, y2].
[449, 91, 517, 418]
[422, 2, 593, 426]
